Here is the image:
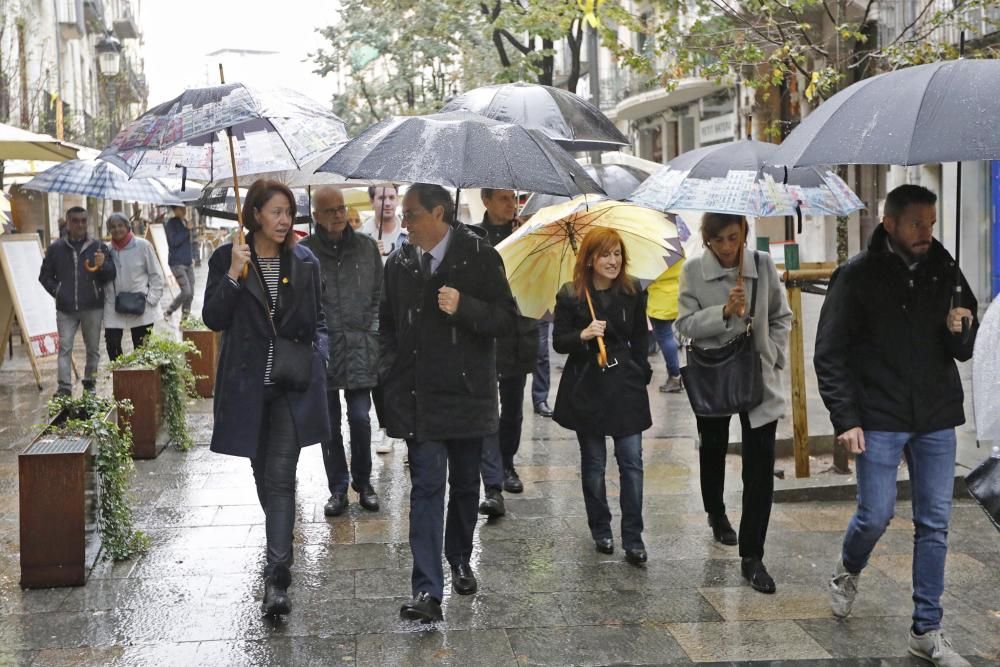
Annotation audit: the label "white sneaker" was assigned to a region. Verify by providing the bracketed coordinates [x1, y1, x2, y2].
[374, 429, 392, 454]
[829, 559, 860, 618]
[908, 629, 971, 666]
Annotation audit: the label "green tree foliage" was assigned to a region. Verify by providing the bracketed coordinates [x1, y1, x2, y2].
[312, 1, 636, 133]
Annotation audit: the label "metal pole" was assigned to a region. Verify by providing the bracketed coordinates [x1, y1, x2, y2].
[587, 24, 602, 166]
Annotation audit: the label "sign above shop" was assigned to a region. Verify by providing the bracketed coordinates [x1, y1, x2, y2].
[699, 112, 735, 145]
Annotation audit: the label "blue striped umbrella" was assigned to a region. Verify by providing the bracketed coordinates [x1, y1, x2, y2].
[23, 159, 192, 205]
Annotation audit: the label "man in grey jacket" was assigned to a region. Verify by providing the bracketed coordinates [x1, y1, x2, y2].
[38, 206, 115, 396]
[302, 186, 383, 516]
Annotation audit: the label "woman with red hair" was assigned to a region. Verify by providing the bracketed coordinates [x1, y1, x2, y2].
[552, 227, 653, 565]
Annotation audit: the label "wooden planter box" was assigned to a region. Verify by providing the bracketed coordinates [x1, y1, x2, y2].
[182, 329, 219, 398]
[19, 407, 114, 588]
[113, 366, 166, 459]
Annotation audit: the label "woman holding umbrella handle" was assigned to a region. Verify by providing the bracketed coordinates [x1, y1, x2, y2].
[675, 212, 792, 595]
[203, 179, 331, 618]
[552, 227, 653, 566]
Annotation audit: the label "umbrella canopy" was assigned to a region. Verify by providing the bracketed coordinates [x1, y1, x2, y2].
[98, 83, 349, 182]
[496, 196, 683, 320]
[318, 111, 605, 198]
[772, 59, 1000, 168]
[0, 122, 80, 162]
[630, 139, 863, 218]
[440, 82, 628, 151]
[973, 294, 1000, 443]
[196, 185, 312, 223]
[520, 163, 653, 217]
[210, 146, 374, 189]
[23, 159, 191, 205]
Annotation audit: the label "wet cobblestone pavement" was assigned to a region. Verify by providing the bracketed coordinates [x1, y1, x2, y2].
[0, 280, 997, 665]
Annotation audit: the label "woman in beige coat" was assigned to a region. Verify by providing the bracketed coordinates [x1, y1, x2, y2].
[676, 212, 792, 594]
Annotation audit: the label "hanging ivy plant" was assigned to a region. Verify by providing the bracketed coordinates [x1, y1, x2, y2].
[110, 333, 199, 451]
[46, 393, 150, 561]
[180, 315, 209, 331]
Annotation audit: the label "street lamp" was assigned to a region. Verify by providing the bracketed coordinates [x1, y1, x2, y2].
[95, 32, 123, 77]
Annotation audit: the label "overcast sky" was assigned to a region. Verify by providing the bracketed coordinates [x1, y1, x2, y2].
[141, 0, 343, 106]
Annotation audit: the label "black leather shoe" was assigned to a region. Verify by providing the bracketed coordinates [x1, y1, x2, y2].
[533, 401, 553, 418]
[261, 564, 292, 616]
[451, 563, 478, 595]
[353, 483, 380, 512]
[400, 592, 443, 623]
[625, 548, 648, 566]
[708, 513, 738, 546]
[324, 492, 348, 517]
[595, 537, 614, 554]
[478, 488, 506, 517]
[741, 557, 776, 594]
[503, 468, 524, 494]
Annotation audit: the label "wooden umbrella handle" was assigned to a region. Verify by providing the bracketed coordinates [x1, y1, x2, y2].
[583, 286, 608, 368]
[219, 64, 248, 280]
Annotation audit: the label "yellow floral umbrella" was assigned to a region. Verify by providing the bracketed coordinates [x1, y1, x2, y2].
[496, 196, 684, 321]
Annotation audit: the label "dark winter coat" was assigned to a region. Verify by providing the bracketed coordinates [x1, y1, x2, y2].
[202, 236, 331, 458]
[377, 224, 517, 441]
[39, 236, 116, 313]
[165, 216, 193, 266]
[552, 279, 653, 437]
[815, 223, 978, 435]
[472, 216, 539, 379]
[301, 225, 382, 390]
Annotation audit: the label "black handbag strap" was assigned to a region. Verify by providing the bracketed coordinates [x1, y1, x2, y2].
[744, 251, 760, 331]
[251, 259, 280, 339]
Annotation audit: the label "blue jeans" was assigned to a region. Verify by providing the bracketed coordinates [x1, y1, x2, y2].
[841, 429, 956, 634]
[407, 438, 482, 601]
[320, 387, 373, 495]
[532, 320, 550, 407]
[649, 317, 680, 378]
[577, 432, 645, 551]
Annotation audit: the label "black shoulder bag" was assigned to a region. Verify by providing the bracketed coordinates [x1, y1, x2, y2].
[253, 261, 313, 392]
[680, 252, 764, 417]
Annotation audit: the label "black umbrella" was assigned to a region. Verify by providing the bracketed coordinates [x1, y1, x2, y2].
[520, 163, 653, 216]
[440, 82, 628, 151]
[317, 111, 605, 199]
[771, 49, 997, 331]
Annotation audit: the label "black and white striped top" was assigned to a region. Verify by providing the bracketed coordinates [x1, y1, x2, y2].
[259, 257, 281, 385]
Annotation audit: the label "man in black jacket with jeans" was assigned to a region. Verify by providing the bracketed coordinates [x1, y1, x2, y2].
[39, 206, 115, 396]
[379, 184, 516, 623]
[815, 184, 976, 667]
[474, 188, 539, 518]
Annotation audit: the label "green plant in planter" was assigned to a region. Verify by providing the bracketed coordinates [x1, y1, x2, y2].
[46, 393, 151, 561]
[110, 333, 199, 451]
[180, 315, 208, 331]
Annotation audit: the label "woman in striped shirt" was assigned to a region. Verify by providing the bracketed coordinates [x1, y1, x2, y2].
[203, 179, 330, 617]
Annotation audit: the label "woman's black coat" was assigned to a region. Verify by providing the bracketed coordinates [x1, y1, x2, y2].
[202, 237, 331, 458]
[552, 279, 653, 437]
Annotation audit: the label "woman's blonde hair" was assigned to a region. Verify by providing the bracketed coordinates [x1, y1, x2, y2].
[572, 227, 634, 300]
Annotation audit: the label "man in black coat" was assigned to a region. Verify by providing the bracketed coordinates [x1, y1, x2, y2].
[473, 188, 538, 518]
[380, 183, 516, 622]
[38, 206, 115, 396]
[815, 184, 977, 665]
[302, 186, 383, 517]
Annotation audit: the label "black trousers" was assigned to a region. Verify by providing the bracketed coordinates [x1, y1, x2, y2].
[105, 323, 153, 361]
[696, 413, 777, 559]
[251, 387, 301, 576]
[407, 437, 482, 601]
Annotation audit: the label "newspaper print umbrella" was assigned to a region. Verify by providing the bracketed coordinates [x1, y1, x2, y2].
[318, 111, 604, 198]
[496, 196, 683, 320]
[23, 159, 190, 205]
[440, 82, 629, 151]
[98, 83, 349, 183]
[630, 139, 863, 219]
